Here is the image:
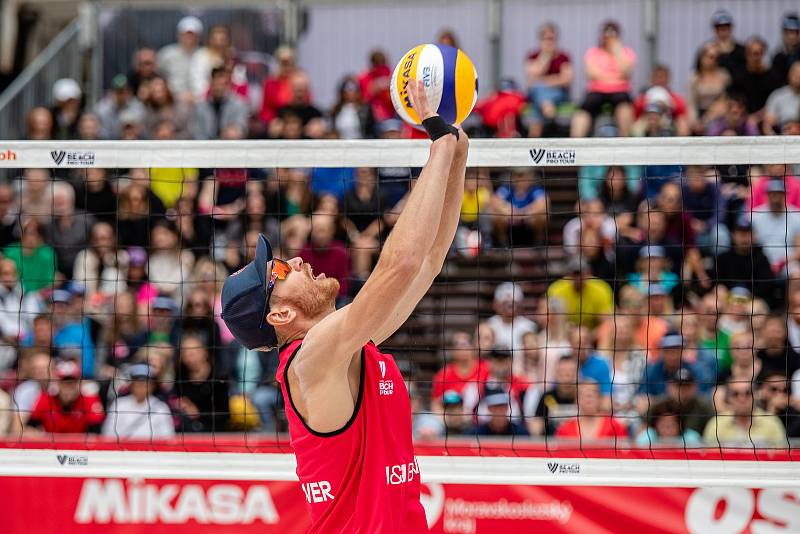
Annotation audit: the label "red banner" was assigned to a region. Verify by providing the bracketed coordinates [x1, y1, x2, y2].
[1, 476, 798, 533]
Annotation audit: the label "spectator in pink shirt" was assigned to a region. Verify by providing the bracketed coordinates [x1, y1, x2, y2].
[571, 21, 636, 138]
[749, 164, 800, 211]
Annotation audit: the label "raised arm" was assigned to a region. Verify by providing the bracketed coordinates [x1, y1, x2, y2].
[298, 80, 461, 374]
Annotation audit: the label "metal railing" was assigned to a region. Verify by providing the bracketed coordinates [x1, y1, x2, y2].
[0, 18, 82, 141]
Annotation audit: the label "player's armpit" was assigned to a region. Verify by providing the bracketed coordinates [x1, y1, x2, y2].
[294, 257, 421, 383]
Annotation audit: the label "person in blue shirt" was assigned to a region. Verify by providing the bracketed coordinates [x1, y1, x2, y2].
[570, 325, 612, 399]
[51, 289, 96, 378]
[640, 333, 699, 397]
[491, 167, 548, 246]
[627, 245, 680, 295]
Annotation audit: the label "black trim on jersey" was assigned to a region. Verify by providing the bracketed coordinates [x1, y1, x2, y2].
[283, 343, 366, 438]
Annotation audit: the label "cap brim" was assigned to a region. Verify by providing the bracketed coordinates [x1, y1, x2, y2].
[255, 235, 274, 329]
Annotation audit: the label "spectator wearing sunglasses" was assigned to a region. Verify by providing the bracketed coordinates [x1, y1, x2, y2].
[703, 379, 786, 447]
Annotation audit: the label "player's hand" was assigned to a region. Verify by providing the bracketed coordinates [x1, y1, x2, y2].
[407, 78, 436, 121]
[453, 123, 469, 157]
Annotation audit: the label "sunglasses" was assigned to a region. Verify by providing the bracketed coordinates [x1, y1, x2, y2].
[267, 258, 292, 293]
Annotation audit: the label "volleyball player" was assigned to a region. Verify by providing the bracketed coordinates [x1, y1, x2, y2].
[220, 79, 468, 532]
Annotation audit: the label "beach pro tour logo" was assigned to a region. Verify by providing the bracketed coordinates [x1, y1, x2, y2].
[546, 461, 580, 475]
[57, 454, 88, 466]
[529, 148, 576, 166]
[51, 149, 95, 167]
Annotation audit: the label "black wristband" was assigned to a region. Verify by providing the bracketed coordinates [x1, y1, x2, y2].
[422, 115, 459, 141]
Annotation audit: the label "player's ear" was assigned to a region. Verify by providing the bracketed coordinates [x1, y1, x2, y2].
[267, 305, 296, 328]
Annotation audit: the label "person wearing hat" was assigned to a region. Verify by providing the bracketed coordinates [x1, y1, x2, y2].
[475, 390, 529, 437]
[715, 217, 777, 305]
[706, 9, 746, 81]
[662, 366, 714, 435]
[486, 282, 537, 354]
[481, 349, 528, 423]
[763, 62, 800, 135]
[24, 361, 105, 434]
[492, 167, 548, 246]
[50, 285, 97, 378]
[703, 377, 786, 447]
[220, 84, 466, 532]
[101, 364, 175, 439]
[770, 12, 800, 83]
[547, 256, 613, 329]
[640, 332, 698, 397]
[94, 73, 146, 139]
[627, 245, 678, 295]
[50, 78, 83, 140]
[752, 177, 800, 271]
[441, 390, 474, 436]
[632, 65, 689, 135]
[157, 16, 205, 102]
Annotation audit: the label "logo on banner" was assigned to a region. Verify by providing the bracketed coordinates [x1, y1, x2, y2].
[528, 148, 576, 166]
[546, 461, 580, 475]
[50, 149, 95, 167]
[74, 479, 280, 524]
[57, 454, 88, 466]
[0, 149, 17, 161]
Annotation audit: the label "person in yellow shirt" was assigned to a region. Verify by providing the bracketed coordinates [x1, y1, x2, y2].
[703, 379, 787, 447]
[457, 169, 493, 253]
[547, 257, 614, 329]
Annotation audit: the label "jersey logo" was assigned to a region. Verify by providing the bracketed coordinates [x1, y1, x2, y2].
[378, 360, 393, 395]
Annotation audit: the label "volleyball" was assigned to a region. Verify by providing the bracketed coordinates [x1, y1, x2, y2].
[390, 43, 478, 126]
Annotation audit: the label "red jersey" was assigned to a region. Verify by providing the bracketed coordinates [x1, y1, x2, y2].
[28, 390, 105, 433]
[555, 416, 629, 440]
[431, 360, 488, 412]
[277, 339, 428, 533]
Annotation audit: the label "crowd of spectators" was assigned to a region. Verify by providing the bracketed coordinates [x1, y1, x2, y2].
[1, 11, 799, 447]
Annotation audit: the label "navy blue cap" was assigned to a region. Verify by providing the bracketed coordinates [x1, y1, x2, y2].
[221, 234, 278, 351]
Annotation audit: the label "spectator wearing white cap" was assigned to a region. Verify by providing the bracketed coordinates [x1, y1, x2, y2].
[50, 78, 83, 140]
[632, 65, 689, 136]
[157, 16, 205, 103]
[486, 282, 537, 356]
[94, 74, 145, 139]
[101, 363, 175, 439]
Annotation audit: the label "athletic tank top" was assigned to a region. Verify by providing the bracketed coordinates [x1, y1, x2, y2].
[277, 339, 428, 533]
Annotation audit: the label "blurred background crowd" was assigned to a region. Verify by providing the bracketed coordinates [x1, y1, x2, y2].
[0, 6, 799, 447]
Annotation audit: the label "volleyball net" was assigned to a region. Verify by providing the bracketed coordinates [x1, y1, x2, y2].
[0, 137, 799, 533]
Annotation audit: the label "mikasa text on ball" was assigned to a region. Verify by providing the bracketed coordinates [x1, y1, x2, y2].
[390, 43, 478, 125]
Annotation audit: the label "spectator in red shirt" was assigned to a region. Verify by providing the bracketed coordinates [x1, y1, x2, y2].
[571, 20, 636, 138]
[748, 164, 800, 211]
[25, 360, 105, 434]
[524, 22, 573, 137]
[357, 49, 394, 122]
[299, 213, 350, 300]
[431, 330, 489, 415]
[259, 46, 302, 124]
[632, 64, 689, 136]
[473, 78, 526, 137]
[555, 380, 629, 441]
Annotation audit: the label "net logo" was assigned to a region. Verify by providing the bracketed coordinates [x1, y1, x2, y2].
[0, 149, 17, 161]
[546, 462, 580, 475]
[528, 148, 576, 166]
[57, 454, 88, 466]
[51, 149, 96, 167]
